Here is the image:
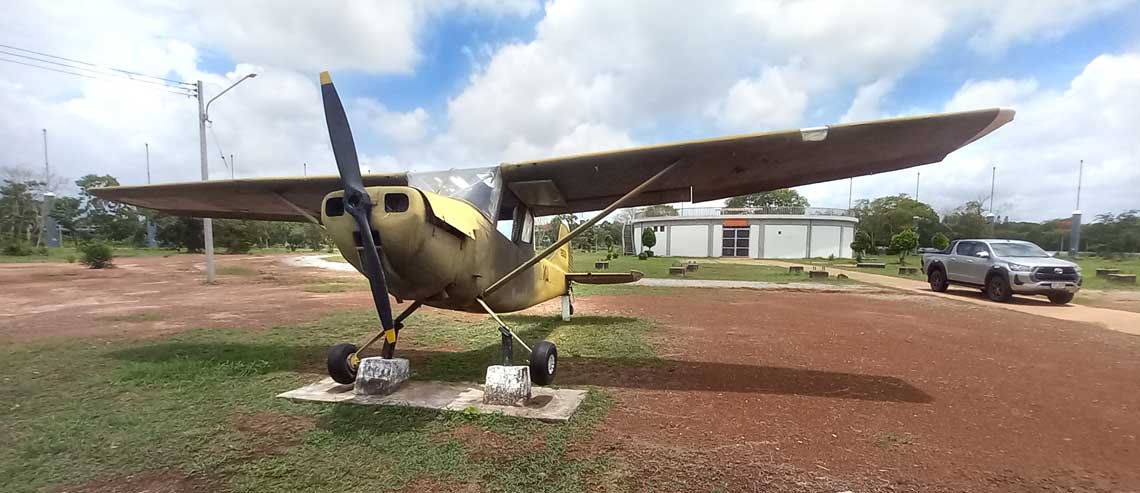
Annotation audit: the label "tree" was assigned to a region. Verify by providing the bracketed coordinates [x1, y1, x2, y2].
[641, 227, 656, 254]
[890, 228, 919, 265]
[75, 174, 143, 242]
[852, 195, 939, 249]
[50, 197, 83, 246]
[154, 215, 204, 252]
[726, 188, 810, 209]
[942, 200, 989, 240]
[850, 230, 871, 262]
[931, 232, 950, 251]
[0, 179, 41, 244]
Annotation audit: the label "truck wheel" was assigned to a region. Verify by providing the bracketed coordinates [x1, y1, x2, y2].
[986, 275, 1012, 302]
[1048, 292, 1075, 305]
[928, 269, 949, 292]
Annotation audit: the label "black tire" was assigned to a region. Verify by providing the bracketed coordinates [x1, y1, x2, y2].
[928, 268, 949, 292]
[986, 275, 1012, 302]
[1048, 292, 1075, 305]
[327, 343, 359, 384]
[529, 341, 558, 386]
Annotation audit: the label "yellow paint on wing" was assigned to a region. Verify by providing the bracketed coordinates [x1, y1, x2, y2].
[320, 71, 332, 85]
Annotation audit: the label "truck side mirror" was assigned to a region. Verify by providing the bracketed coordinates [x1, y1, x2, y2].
[975, 251, 990, 259]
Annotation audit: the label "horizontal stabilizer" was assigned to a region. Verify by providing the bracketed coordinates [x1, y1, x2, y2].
[566, 271, 644, 285]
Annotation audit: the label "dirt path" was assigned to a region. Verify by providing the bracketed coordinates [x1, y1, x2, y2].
[572, 289, 1140, 491]
[0, 254, 370, 342]
[730, 258, 1140, 336]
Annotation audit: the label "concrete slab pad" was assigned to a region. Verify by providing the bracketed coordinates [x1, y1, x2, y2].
[278, 378, 588, 423]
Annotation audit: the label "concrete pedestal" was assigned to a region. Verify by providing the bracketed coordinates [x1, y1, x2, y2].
[483, 365, 532, 406]
[354, 357, 410, 396]
[561, 295, 572, 321]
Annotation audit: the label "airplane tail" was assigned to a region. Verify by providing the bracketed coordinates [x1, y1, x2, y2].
[551, 222, 572, 272]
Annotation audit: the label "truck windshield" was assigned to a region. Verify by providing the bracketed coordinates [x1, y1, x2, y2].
[990, 242, 1050, 257]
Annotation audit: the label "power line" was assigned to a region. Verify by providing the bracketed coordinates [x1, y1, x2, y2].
[0, 43, 193, 87]
[0, 49, 192, 91]
[0, 56, 195, 97]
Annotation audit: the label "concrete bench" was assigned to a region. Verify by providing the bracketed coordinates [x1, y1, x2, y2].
[857, 262, 886, 269]
[898, 267, 919, 275]
[788, 265, 804, 274]
[685, 262, 699, 272]
[1096, 268, 1121, 277]
[1107, 274, 1136, 284]
[669, 266, 686, 276]
[808, 270, 829, 279]
[594, 261, 609, 270]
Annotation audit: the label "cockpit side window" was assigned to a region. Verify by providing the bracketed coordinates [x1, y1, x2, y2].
[511, 204, 534, 244]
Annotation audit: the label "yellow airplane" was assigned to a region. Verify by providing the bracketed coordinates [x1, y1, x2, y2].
[94, 72, 1014, 387]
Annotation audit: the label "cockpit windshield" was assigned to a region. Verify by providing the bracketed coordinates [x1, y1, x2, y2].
[407, 166, 503, 221]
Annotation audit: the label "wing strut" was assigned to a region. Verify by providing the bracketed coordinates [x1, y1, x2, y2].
[481, 158, 686, 297]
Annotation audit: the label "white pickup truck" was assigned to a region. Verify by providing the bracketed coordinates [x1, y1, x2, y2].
[921, 239, 1082, 304]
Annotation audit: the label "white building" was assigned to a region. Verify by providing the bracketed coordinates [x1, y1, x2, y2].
[630, 206, 857, 259]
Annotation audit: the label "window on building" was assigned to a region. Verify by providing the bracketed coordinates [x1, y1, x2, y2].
[722, 226, 750, 257]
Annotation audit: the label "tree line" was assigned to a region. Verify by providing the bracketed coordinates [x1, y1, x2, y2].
[1, 167, 328, 255]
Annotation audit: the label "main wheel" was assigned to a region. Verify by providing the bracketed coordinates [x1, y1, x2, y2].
[1048, 292, 1075, 305]
[928, 269, 949, 292]
[986, 275, 1012, 302]
[327, 343, 359, 384]
[529, 341, 558, 386]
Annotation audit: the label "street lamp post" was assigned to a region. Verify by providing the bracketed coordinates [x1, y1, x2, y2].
[197, 73, 257, 284]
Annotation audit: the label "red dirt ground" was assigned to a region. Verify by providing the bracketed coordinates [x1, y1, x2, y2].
[5, 255, 1140, 491]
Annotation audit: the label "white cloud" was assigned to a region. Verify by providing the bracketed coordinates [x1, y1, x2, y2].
[355, 100, 431, 144]
[840, 77, 897, 123]
[707, 65, 810, 132]
[944, 78, 1039, 112]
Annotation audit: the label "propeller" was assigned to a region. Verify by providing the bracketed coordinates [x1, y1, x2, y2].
[320, 71, 396, 355]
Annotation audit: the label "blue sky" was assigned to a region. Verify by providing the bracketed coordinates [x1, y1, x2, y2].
[2, 0, 1138, 221]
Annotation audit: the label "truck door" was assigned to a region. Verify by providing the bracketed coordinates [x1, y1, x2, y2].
[951, 241, 991, 284]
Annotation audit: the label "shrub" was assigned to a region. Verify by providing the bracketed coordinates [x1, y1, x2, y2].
[931, 232, 950, 251]
[637, 252, 647, 260]
[2, 242, 32, 256]
[646, 250, 655, 257]
[79, 243, 114, 269]
[65, 254, 76, 263]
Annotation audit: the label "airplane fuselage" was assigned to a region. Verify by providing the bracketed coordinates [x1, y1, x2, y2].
[322, 186, 570, 313]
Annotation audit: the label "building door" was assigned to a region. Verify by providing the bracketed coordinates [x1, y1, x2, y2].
[722, 226, 750, 257]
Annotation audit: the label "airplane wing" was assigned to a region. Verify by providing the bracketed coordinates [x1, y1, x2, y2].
[92, 108, 1011, 222]
[500, 108, 1013, 216]
[91, 173, 406, 222]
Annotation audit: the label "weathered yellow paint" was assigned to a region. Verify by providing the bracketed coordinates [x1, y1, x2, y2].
[319, 71, 332, 85]
[321, 186, 616, 315]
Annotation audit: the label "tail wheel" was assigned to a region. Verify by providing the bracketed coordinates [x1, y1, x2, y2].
[529, 341, 558, 386]
[327, 343, 359, 384]
[986, 275, 1012, 302]
[928, 269, 949, 292]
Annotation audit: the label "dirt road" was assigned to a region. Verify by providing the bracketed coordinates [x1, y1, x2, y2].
[3, 255, 1139, 491]
[731, 258, 1140, 336]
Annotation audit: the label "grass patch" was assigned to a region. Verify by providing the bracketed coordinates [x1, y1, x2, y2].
[574, 251, 854, 284]
[216, 265, 258, 276]
[1067, 256, 1140, 291]
[98, 312, 163, 323]
[0, 308, 656, 492]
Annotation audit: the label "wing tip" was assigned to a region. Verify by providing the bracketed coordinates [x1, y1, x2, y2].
[963, 107, 1016, 146]
[319, 71, 332, 85]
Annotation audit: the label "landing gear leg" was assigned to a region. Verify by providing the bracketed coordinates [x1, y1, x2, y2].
[327, 300, 422, 384]
[476, 298, 558, 385]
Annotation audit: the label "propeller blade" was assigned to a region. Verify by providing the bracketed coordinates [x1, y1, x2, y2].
[320, 71, 364, 193]
[319, 71, 396, 342]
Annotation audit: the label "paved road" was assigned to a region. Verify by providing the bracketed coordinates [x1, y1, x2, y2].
[726, 258, 1140, 336]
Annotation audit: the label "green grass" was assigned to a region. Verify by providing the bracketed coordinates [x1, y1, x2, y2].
[574, 250, 853, 284]
[0, 308, 657, 492]
[0, 246, 179, 264]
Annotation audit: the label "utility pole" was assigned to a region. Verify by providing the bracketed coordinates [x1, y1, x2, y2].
[847, 177, 853, 211]
[144, 143, 157, 248]
[915, 172, 920, 201]
[989, 165, 997, 236]
[303, 162, 308, 176]
[40, 128, 59, 247]
[197, 80, 216, 283]
[195, 73, 257, 284]
[42, 129, 49, 185]
[230, 153, 235, 179]
[1070, 159, 1084, 257]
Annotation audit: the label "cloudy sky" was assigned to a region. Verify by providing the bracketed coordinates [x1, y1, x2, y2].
[2, 0, 1138, 221]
